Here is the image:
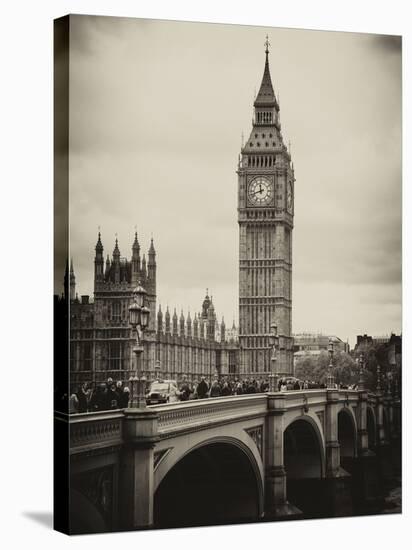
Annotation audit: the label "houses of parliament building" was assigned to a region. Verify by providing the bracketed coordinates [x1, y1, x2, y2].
[65, 40, 295, 388]
[67, 233, 239, 388]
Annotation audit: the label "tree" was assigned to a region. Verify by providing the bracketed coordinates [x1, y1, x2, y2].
[295, 355, 317, 381]
[295, 350, 357, 387]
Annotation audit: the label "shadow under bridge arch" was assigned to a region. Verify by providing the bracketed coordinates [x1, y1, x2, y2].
[154, 438, 263, 528]
[338, 408, 357, 472]
[283, 416, 326, 518]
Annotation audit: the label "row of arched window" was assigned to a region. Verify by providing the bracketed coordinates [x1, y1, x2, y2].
[247, 155, 276, 168]
[256, 111, 273, 123]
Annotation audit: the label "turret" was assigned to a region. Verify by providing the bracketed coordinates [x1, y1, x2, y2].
[187, 311, 192, 338]
[179, 310, 185, 337]
[148, 238, 156, 286]
[141, 254, 147, 280]
[112, 238, 120, 284]
[200, 317, 205, 340]
[105, 254, 110, 280]
[165, 307, 171, 334]
[172, 308, 178, 336]
[201, 289, 211, 319]
[221, 317, 226, 342]
[157, 305, 163, 334]
[94, 231, 104, 285]
[63, 259, 69, 302]
[69, 258, 76, 301]
[193, 314, 199, 339]
[207, 299, 216, 341]
[131, 232, 141, 286]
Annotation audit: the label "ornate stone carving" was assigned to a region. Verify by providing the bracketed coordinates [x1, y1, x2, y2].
[70, 417, 122, 450]
[245, 425, 263, 458]
[301, 394, 309, 414]
[154, 448, 172, 470]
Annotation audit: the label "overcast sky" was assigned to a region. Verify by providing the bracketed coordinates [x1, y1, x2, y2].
[65, 15, 401, 347]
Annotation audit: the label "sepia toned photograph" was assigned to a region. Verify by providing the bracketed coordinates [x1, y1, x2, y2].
[54, 15, 402, 534]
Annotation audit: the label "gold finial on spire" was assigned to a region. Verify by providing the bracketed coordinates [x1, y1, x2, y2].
[264, 35, 270, 56]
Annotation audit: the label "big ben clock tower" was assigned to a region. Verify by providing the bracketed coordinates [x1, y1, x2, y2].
[238, 38, 295, 377]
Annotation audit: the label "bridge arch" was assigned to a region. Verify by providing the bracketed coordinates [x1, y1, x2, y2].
[283, 415, 326, 479]
[367, 406, 377, 448]
[338, 407, 357, 463]
[154, 436, 263, 528]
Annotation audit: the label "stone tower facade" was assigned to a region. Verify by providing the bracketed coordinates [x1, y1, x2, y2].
[238, 41, 295, 376]
[91, 232, 157, 379]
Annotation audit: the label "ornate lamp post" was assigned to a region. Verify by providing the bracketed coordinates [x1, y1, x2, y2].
[376, 363, 382, 394]
[386, 370, 393, 397]
[269, 323, 280, 392]
[327, 338, 335, 389]
[128, 282, 150, 409]
[154, 359, 162, 381]
[358, 352, 365, 391]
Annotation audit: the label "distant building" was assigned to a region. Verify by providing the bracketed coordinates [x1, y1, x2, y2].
[292, 333, 349, 367]
[354, 333, 391, 350]
[354, 333, 402, 372]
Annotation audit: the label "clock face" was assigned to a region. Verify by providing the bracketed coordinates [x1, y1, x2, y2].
[287, 181, 293, 212]
[248, 177, 273, 206]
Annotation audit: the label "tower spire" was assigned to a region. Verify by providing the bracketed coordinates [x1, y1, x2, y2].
[264, 34, 270, 58]
[254, 37, 278, 111]
[69, 258, 76, 301]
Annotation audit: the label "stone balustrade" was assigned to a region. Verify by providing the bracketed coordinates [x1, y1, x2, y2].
[154, 394, 268, 437]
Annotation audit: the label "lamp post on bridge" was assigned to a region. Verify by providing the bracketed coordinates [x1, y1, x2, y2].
[376, 363, 382, 395]
[154, 359, 162, 381]
[358, 352, 365, 391]
[385, 370, 393, 398]
[128, 282, 150, 409]
[269, 322, 280, 392]
[326, 338, 335, 389]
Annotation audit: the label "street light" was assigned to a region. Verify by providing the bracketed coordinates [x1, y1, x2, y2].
[154, 359, 162, 381]
[358, 352, 365, 391]
[269, 323, 280, 392]
[327, 338, 335, 389]
[386, 370, 393, 397]
[376, 363, 382, 394]
[128, 282, 150, 408]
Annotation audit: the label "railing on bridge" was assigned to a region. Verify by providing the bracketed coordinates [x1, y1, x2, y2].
[69, 410, 124, 454]
[154, 394, 268, 437]
[67, 389, 379, 451]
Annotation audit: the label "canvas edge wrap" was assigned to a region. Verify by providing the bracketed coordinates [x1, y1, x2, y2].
[53, 14, 70, 536]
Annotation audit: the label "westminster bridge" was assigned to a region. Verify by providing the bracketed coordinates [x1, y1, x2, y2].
[64, 388, 401, 533]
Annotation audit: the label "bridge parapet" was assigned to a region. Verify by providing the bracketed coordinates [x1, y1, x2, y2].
[153, 395, 268, 438]
[69, 410, 124, 455]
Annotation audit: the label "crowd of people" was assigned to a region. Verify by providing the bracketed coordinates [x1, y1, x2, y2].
[68, 375, 359, 413]
[69, 378, 130, 413]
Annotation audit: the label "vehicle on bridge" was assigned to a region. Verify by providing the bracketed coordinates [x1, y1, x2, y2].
[146, 380, 179, 405]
